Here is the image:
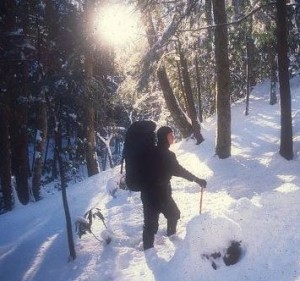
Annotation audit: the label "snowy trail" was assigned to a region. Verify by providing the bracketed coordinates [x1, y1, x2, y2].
[0, 76, 300, 281]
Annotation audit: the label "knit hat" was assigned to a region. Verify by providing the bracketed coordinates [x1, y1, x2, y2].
[157, 126, 173, 148]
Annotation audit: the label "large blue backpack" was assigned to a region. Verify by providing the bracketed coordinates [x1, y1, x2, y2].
[121, 120, 156, 191]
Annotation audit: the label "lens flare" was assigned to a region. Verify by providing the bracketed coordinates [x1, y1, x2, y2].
[94, 4, 139, 47]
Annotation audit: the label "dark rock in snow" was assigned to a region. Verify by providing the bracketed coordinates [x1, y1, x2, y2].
[202, 240, 244, 270]
[223, 240, 243, 266]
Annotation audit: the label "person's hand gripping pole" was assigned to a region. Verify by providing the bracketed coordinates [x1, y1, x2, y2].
[193, 177, 207, 214]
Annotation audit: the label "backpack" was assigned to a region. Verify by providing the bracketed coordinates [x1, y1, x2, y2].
[121, 120, 156, 191]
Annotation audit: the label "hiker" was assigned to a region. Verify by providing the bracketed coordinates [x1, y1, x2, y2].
[141, 126, 207, 250]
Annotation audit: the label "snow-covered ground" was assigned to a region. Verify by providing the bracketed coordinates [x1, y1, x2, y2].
[0, 76, 300, 281]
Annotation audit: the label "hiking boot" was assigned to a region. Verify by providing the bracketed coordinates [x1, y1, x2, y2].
[167, 220, 177, 236]
[143, 229, 155, 250]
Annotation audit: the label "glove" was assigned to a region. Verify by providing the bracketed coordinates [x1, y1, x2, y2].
[194, 177, 207, 188]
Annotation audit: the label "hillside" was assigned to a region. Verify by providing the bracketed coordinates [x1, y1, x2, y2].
[0, 76, 299, 281]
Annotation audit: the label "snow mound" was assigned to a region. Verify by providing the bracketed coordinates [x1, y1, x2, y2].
[161, 214, 244, 280]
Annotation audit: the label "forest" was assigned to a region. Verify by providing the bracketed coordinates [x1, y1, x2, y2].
[0, 0, 299, 214]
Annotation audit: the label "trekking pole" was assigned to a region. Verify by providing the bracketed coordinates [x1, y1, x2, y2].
[199, 186, 204, 214]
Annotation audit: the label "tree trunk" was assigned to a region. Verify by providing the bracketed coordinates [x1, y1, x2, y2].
[245, 11, 255, 115]
[157, 67, 193, 137]
[143, 9, 193, 138]
[247, 24, 256, 88]
[296, 3, 300, 31]
[32, 101, 48, 200]
[85, 53, 99, 176]
[269, 50, 277, 105]
[32, 6, 49, 199]
[55, 117, 76, 260]
[276, 0, 293, 160]
[0, 105, 13, 211]
[43, 131, 50, 172]
[66, 122, 73, 161]
[205, 0, 214, 54]
[1, 2, 15, 210]
[10, 107, 30, 204]
[245, 51, 250, 116]
[52, 143, 58, 180]
[205, 0, 216, 116]
[212, 0, 231, 159]
[3, 0, 30, 204]
[9, 62, 30, 204]
[245, 37, 255, 115]
[194, 51, 203, 123]
[178, 47, 204, 144]
[176, 60, 188, 112]
[85, 106, 99, 176]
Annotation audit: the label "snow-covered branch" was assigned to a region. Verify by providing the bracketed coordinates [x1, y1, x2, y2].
[138, 0, 199, 90]
[179, 2, 277, 32]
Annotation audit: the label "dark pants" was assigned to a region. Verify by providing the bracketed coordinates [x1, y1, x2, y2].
[141, 188, 180, 250]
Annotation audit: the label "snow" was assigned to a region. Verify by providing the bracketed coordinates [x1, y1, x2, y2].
[1, 76, 300, 281]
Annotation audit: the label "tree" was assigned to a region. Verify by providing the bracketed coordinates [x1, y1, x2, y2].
[142, 8, 193, 138]
[177, 43, 204, 144]
[2, 0, 31, 205]
[32, 99, 48, 200]
[32, 5, 49, 200]
[0, 104, 13, 211]
[269, 46, 278, 106]
[212, 0, 231, 159]
[84, 52, 100, 176]
[276, 0, 293, 160]
[55, 112, 76, 260]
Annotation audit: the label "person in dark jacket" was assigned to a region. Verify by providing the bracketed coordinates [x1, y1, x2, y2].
[141, 126, 207, 250]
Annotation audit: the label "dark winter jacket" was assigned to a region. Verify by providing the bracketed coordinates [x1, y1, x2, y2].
[141, 126, 198, 196]
[152, 144, 196, 188]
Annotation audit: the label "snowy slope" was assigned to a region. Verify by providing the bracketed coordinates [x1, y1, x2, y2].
[0, 77, 299, 281]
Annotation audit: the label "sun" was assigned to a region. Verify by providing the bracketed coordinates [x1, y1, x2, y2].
[94, 4, 140, 47]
